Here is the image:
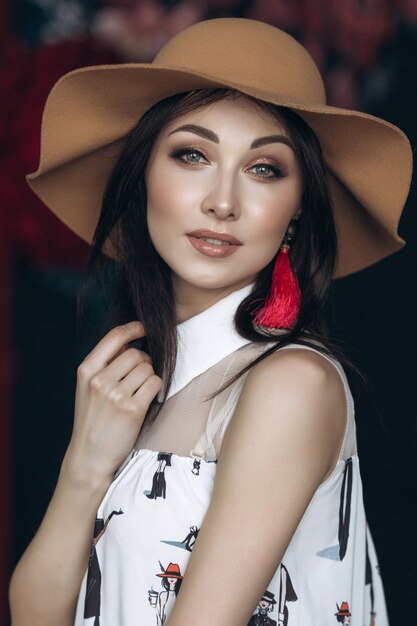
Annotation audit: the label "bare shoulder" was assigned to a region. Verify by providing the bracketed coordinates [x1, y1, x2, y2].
[220, 344, 348, 482]
[247, 344, 346, 392]
[245, 345, 346, 417]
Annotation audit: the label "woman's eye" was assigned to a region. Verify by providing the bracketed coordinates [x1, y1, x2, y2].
[249, 163, 284, 179]
[170, 148, 208, 165]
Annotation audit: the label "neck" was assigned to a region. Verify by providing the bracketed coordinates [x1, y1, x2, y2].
[173, 276, 257, 324]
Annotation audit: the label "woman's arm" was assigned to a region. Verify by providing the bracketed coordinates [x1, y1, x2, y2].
[8, 455, 111, 626]
[165, 348, 347, 626]
[9, 321, 162, 626]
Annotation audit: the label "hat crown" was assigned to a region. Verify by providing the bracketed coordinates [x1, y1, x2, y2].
[335, 601, 352, 616]
[153, 18, 326, 106]
[166, 562, 180, 574]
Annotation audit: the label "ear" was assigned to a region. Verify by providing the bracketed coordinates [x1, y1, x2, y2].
[293, 206, 302, 220]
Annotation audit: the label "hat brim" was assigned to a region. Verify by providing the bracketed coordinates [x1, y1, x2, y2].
[26, 63, 413, 278]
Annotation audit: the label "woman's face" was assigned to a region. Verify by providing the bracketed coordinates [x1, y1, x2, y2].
[145, 95, 303, 320]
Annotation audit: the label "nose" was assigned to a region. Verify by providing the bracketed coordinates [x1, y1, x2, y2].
[200, 170, 241, 220]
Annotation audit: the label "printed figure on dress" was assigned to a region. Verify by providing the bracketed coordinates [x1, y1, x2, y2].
[148, 562, 184, 626]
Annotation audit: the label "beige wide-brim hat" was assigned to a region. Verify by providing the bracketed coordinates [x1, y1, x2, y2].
[26, 17, 413, 279]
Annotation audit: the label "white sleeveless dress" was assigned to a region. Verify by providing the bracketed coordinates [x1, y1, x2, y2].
[73, 283, 389, 626]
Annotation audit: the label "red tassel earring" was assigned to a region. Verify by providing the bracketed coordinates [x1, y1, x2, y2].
[252, 219, 301, 329]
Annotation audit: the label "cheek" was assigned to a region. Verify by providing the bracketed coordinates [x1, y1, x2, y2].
[146, 165, 181, 249]
[146, 172, 171, 221]
[247, 204, 288, 246]
[145, 166, 201, 263]
[146, 161, 202, 229]
[246, 183, 301, 241]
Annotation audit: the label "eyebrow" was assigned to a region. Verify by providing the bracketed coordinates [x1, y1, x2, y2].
[168, 124, 295, 152]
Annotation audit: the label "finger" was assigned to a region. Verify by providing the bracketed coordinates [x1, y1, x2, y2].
[103, 348, 153, 385]
[133, 374, 163, 404]
[111, 337, 146, 363]
[80, 322, 146, 379]
[116, 360, 156, 396]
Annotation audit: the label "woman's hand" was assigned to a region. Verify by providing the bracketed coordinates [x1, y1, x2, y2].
[63, 321, 162, 490]
[9, 320, 162, 626]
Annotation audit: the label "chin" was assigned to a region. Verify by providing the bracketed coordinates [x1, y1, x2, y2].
[178, 277, 229, 290]
[187, 275, 254, 292]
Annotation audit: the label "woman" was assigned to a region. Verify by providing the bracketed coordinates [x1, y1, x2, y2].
[9, 17, 412, 626]
[154, 564, 183, 626]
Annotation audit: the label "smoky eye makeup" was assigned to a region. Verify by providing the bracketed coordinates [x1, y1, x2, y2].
[247, 150, 290, 173]
[168, 146, 209, 165]
[167, 143, 291, 180]
[247, 161, 288, 179]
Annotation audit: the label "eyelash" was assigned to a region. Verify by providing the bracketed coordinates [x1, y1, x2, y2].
[168, 147, 287, 180]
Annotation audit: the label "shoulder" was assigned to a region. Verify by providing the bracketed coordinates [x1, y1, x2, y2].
[247, 343, 345, 390]
[220, 344, 347, 483]
[240, 344, 346, 415]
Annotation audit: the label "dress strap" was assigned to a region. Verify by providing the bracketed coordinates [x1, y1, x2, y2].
[189, 342, 357, 462]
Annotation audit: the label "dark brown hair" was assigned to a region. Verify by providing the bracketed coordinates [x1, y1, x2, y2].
[77, 88, 365, 428]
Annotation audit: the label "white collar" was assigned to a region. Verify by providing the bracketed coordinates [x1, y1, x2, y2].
[157, 282, 256, 402]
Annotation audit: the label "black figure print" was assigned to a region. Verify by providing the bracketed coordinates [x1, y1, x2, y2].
[338, 458, 353, 559]
[84, 509, 124, 625]
[144, 452, 173, 500]
[365, 536, 377, 626]
[247, 590, 277, 625]
[334, 601, 351, 624]
[147, 561, 183, 626]
[277, 563, 298, 626]
[191, 458, 201, 475]
[317, 458, 353, 561]
[161, 524, 200, 552]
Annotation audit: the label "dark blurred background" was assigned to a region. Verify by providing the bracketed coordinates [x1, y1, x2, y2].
[1, 1, 417, 624]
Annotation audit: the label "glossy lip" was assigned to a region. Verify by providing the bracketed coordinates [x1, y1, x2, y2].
[186, 229, 242, 245]
[187, 235, 240, 258]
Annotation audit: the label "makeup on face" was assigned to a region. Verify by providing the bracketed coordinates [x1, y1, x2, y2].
[186, 234, 241, 257]
[144, 96, 303, 317]
[168, 123, 296, 152]
[165, 123, 295, 185]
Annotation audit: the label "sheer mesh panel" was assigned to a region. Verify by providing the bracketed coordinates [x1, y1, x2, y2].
[135, 342, 270, 457]
[135, 340, 357, 461]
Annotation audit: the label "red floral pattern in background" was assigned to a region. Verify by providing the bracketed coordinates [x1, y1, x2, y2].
[0, 37, 120, 269]
[2, 0, 417, 269]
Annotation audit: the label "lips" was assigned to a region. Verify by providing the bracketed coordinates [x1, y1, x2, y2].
[186, 228, 243, 259]
[186, 229, 242, 245]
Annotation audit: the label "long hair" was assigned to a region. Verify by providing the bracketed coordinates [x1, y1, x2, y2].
[77, 88, 365, 429]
